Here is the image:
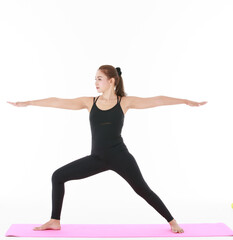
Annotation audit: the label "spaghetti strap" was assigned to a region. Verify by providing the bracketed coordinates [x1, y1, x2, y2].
[118, 96, 122, 103]
[93, 96, 100, 104]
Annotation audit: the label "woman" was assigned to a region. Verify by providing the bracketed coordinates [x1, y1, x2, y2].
[8, 65, 207, 233]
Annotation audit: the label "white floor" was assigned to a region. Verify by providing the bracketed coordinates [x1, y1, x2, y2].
[1, 202, 233, 240]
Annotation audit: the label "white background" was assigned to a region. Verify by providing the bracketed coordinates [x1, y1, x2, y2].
[0, 0, 233, 239]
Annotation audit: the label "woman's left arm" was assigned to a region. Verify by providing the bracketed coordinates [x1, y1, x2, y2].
[158, 96, 208, 107]
[126, 95, 208, 110]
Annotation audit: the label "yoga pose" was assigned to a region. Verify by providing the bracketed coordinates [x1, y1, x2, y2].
[8, 65, 207, 233]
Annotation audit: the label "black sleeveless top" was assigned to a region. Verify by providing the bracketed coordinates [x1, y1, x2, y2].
[89, 95, 127, 155]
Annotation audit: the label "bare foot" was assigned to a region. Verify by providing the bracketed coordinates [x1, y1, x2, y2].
[169, 219, 184, 233]
[33, 219, 61, 231]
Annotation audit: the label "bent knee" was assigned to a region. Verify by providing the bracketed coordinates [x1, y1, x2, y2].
[51, 169, 64, 184]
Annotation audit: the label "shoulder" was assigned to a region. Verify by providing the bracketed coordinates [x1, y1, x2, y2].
[118, 96, 137, 113]
[81, 96, 95, 106]
[120, 96, 136, 109]
[120, 96, 135, 101]
[80, 96, 98, 112]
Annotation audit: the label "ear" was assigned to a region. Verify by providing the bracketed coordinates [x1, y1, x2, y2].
[109, 77, 115, 85]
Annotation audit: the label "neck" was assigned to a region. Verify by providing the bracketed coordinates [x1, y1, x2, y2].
[101, 90, 117, 101]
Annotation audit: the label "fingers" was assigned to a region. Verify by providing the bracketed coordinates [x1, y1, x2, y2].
[190, 101, 207, 106]
[186, 101, 205, 106]
[7, 102, 18, 106]
[7, 101, 21, 107]
[7, 101, 15, 105]
[199, 101, 208, 106]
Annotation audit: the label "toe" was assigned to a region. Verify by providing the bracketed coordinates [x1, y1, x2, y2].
[34, 227, 43, 231]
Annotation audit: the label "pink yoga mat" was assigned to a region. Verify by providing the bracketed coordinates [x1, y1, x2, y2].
[5, 223, 233, 238]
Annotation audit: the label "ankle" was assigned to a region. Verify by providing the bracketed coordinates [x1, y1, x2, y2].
[50, 218, 60, 223]
[169, 219, 176, 224]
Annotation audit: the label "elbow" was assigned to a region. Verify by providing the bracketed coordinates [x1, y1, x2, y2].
[154, 96, 164, 107]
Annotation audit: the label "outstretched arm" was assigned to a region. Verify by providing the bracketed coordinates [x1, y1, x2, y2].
[7, 97, 87, 110]
[126, 96, 207, 110]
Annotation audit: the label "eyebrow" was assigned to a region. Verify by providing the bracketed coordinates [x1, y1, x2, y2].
[95, 76, 103, 78]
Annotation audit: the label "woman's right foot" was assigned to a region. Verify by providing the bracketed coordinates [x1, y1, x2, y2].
[33, 219, 61, 231]
[169, 219, 184, 233]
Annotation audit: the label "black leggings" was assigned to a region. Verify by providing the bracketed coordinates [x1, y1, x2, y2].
[51, 148, 174, 222]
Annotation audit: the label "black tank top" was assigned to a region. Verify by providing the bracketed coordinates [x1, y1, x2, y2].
[89, 95, 127, 155]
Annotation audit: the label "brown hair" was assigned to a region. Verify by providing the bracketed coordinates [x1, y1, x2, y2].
[98, 65, 127, 97]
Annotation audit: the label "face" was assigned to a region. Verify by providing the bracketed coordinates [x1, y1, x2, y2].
[95, 70, 114, 93]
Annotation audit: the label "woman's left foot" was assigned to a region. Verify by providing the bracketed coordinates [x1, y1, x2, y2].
[169, 219, 184, 233]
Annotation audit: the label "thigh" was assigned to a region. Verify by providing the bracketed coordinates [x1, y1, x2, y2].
[52, 154, 109, 182]
[109, 151, 151, 190]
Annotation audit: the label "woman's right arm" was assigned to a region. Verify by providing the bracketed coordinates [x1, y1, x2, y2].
[7, 97, 87, 110]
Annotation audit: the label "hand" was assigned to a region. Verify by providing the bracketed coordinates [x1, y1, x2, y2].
[7, 101, 30, 107]
[185, 100, 208, 107]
